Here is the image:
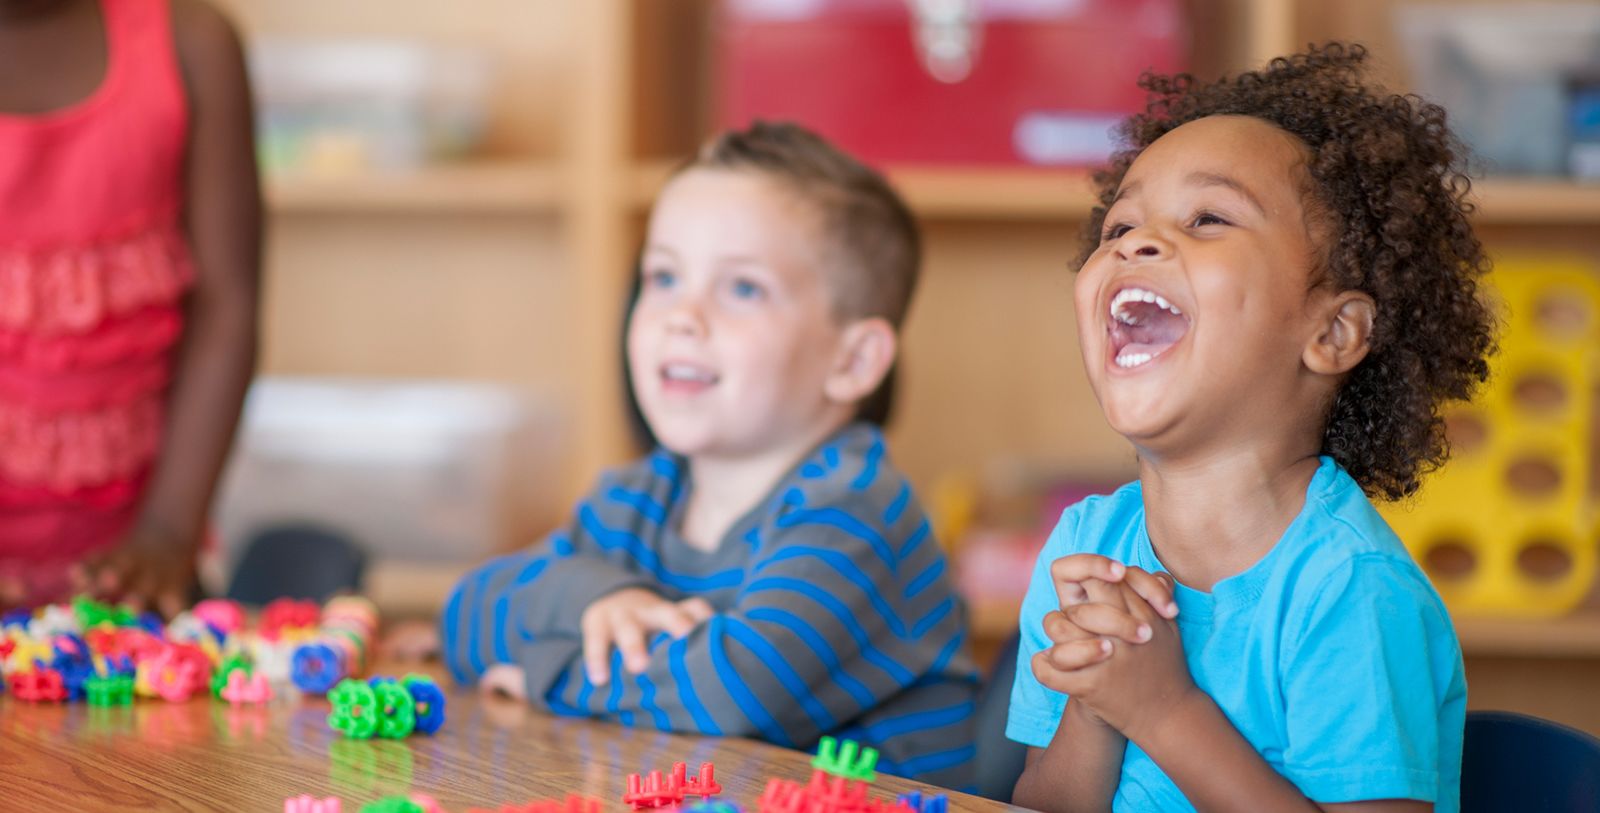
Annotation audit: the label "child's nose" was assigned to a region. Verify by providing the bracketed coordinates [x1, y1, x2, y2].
[1117, 227, 1173, 263]
[664, 299, 708, 337]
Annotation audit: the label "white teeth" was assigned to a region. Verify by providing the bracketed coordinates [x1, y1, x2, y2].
[1110, 287, 1183, 324]
[663, 364, 715, 383]
[1115, 352, 1155, 368]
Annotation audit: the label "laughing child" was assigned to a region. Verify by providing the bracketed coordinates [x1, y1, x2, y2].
[1007, 44, 1495, 812]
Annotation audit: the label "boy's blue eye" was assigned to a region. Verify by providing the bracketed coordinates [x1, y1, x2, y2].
[645, 269, 676, 289]
[730, 278, 765, 300]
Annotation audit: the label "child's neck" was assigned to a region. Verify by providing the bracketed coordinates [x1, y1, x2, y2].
[1137, 439, 1323, 592]
[678, 420, 850, 553]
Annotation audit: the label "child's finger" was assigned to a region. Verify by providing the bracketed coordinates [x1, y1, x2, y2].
[677, 597, 714, 624]
[614, 616, 651, 674]
[1117, 579, 1168, 627]
[156, 587, 186, 620]
[581, 617, 615, 686]
[1041, 609, 1091, 644]
[1044, 637, 1113, 672]
[1122, 567, 1179, 618]
[643, 604, 699, 639]
[1080, 577, 1131, 611]
[1051, 555, 1126, 607]
[1065, 602, 1151, 644]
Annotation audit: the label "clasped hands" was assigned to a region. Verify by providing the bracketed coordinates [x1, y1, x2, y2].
[1030, 554, 1199, 743]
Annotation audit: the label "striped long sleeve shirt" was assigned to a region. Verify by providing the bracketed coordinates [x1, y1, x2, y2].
[440, 423, 979, 790]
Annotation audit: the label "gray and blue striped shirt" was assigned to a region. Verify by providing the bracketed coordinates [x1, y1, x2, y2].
[441, 423, 979, 790]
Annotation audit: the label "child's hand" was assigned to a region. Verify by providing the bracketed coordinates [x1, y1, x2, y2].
[1032, 574, 1134, 731]
[381, 620, 442, 662]
[481, 663, 528, 701]
[580, 588, 713, 686]
[1051, 554, 1178, 620]
[1040, 577, 1197, 744]
[71, 522, 197, 617]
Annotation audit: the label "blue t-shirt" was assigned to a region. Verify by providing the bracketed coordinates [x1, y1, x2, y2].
[1006, 457, 1466, 811]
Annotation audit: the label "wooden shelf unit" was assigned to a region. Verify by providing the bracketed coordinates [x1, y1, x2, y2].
[633, 160, 1600, 225]
[266, 161, 564, 214]
[632, 160, 1102, 221]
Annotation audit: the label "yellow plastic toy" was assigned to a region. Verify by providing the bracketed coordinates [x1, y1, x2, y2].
[1382, 257, 1599, 616]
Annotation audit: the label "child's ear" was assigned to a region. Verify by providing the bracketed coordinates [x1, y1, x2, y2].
[1304, 290, 1375, 376]
[825, 317, 897, 404]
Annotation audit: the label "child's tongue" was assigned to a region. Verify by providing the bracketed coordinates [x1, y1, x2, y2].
[1113, 302, 1189, 358]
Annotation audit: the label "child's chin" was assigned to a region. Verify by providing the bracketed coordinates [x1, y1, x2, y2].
[1102, 401, 1178, 444]
[651, 428, 719, 457]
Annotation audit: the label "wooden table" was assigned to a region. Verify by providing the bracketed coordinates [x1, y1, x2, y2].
[0, 669, 1021, 813]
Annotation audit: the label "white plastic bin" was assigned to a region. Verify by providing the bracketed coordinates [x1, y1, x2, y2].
[250, 38, 493, 174]
[213, 377, 563, 573]
[1396, 3, 1600, 176]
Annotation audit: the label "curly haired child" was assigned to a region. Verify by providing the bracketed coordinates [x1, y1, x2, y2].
[1006, 44, 1495, 812]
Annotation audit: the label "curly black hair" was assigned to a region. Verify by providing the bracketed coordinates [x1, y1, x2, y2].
[1081, 43, 1497, 501]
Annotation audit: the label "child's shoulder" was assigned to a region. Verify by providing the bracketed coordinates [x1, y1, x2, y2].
[1289, 457, 1421, 570]
[757, 423, 932, 559]
[772, 423, 907, 511]
[1273, 458, 1447, 625]
[1041, 479, 1147, 558]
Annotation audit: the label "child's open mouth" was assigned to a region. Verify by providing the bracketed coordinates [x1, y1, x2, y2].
[660, 362, 720, 393]
[1108, 286, 1190, 369]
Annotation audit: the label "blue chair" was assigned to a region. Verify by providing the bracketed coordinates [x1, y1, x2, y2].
[1462, 710, 1600, 813]
[973, 631, 1028, 802]
[224, 523, 367, 605]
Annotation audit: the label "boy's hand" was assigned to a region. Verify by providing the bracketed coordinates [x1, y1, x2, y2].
[1040, 578, 1197, 744]
[580, 588, 714, 685]
[71, 521, 197, 618]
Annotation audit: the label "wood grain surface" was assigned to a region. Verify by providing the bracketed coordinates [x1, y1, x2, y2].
[0, 665, 1023, 812]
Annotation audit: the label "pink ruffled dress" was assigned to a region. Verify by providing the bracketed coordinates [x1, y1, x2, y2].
[0, 0, 193, 602]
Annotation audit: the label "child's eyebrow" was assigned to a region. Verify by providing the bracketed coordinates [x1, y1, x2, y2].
[1111, 181, 1141, 206]
[1185, 171, 1267, 217]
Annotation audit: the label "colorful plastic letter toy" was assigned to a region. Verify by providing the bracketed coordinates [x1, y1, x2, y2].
[371, 680, 416, 739]
[896, 792, 948, 813]
[402, 674, 447, 734]
[811, 736, 878, 782]
[327, 679, 380, 739]
[358, 798, 424, 813]
[84, 674, 135, 706]
[284, 795, 342, 813]
[221, 669, 274, 704]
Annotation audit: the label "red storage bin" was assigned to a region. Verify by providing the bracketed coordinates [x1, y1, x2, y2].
[714, 0, 1189, 166]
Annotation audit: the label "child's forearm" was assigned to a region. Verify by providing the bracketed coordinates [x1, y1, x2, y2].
[1012, 699, 1126, 813]
[1130, 688, 1323, 813]
[140, 281, 257, 542]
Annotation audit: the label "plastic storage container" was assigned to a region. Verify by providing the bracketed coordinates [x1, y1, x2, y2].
[1395, 3, 1600, 176]
[250, 38, 493, 175]
[212, 377, 563, 570]
[715, 0, 1189, 167]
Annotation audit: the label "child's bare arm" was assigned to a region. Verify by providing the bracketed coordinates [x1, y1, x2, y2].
[75, 0, 260, 615]
[1012, 566, 1162, 813]
[1139, 691, 1430, 812]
